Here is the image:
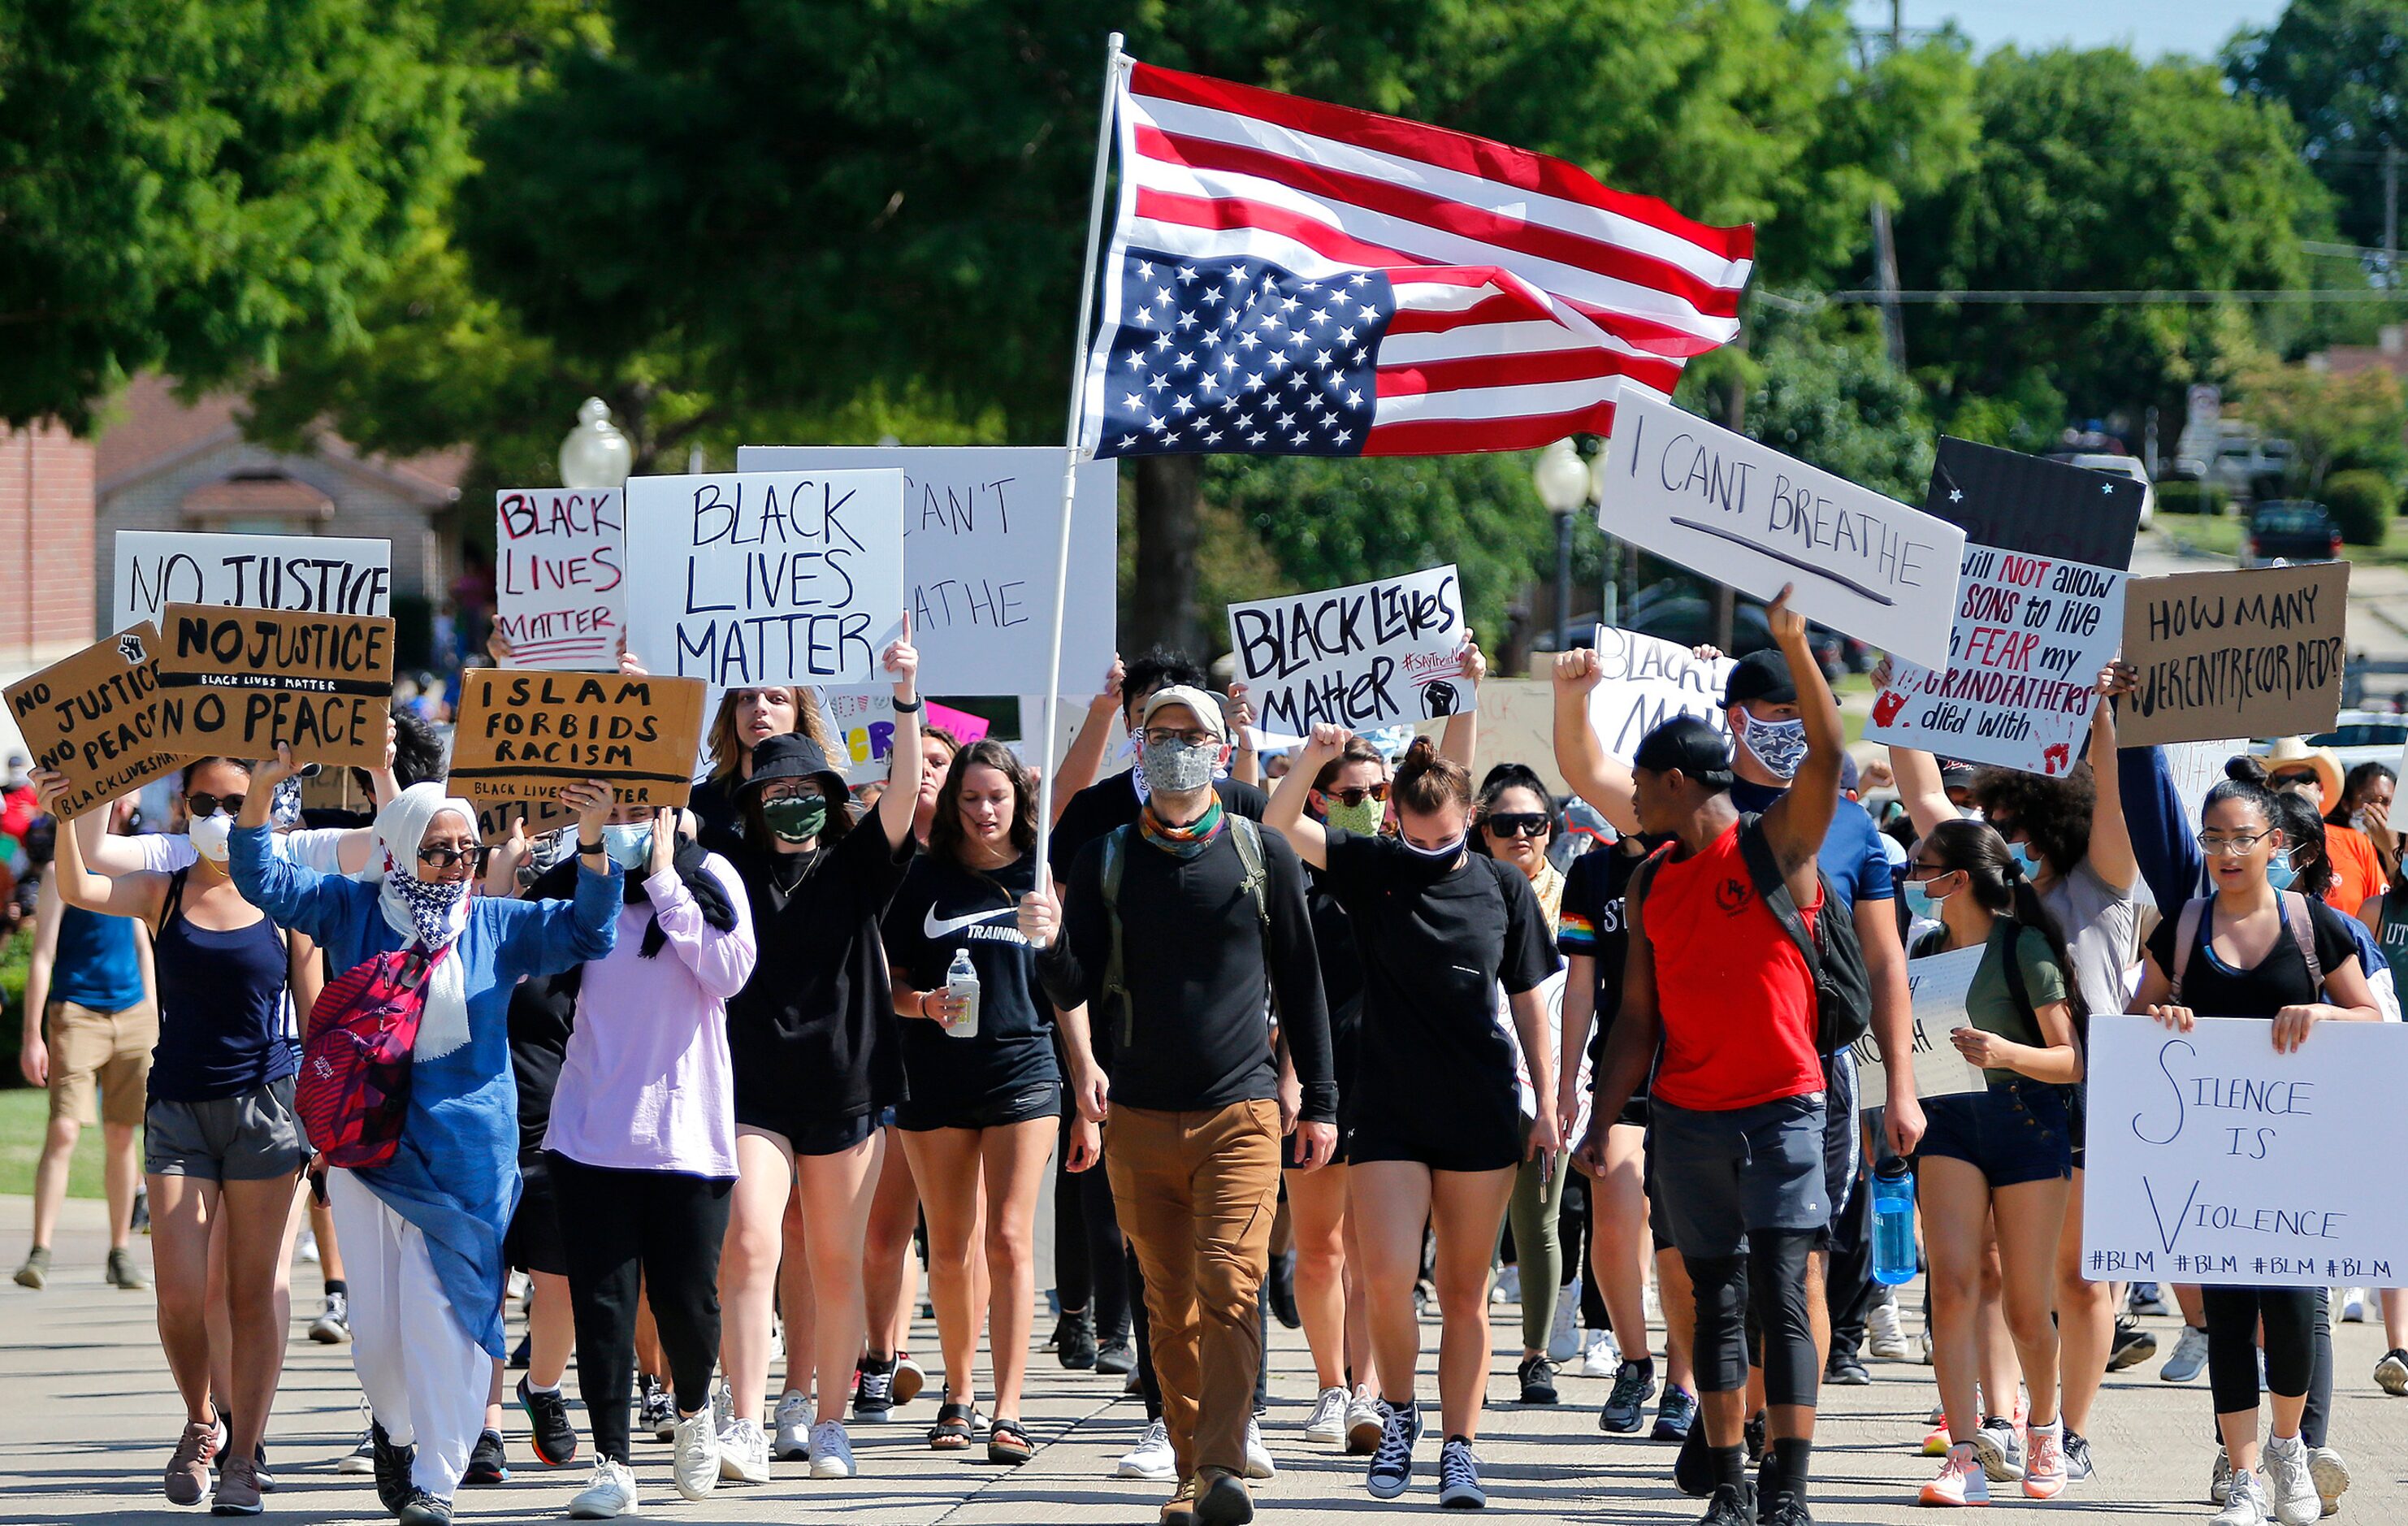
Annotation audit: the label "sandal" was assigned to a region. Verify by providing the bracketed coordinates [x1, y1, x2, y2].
[987, 1417, 1034, 1465]
[928, 1402, 975, 1450]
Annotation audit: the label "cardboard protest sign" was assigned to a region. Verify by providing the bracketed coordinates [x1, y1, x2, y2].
[467, 791, 578, 848]
[1585, 625, 1734, 761]
[494, 490, 624, 670]
[2118, 562, 2350, 746]
[2083, 1014, 2406, 1288]
[114, 531, 391, 631]
[621, 470, 906, 688]
[1847, 946, 1989, 1107]
[735, 446, 1116, 694]
[448, 670, 708, 809]
[154, 605, 394, 769]
[2, 625, 184, 818]
[1226, 565, 1470, 739]
[1594, 392, 1963, 670]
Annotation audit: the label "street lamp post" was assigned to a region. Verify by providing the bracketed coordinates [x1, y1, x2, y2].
[1589, 448, 1620, 629]
[560, 397, 634, 490]
[1532, 439, 1590, 652]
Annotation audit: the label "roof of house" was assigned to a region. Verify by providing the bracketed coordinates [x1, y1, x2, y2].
[93, 374, 466, 505]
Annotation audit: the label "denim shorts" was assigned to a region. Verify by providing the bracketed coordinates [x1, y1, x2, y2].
[1916, 1078, 2072, 1189]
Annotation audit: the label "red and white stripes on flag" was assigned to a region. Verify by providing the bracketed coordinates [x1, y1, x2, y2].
[1079, 58, 1755, 457]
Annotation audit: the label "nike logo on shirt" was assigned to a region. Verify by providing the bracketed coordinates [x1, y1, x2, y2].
[924, 904, 1015, 940]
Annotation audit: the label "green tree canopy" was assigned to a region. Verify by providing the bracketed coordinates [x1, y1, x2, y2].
[2228, 0, 2408, 254]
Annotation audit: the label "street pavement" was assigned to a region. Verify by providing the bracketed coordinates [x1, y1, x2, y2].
[1, 1194, 2402, 1524]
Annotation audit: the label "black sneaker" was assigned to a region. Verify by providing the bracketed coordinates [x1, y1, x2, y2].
[518, 1375, 578, 1467]
[1761, 1490, 1812, 1526]
[1600, 1360, 1655, 1433]
[1674, 1415, 1715, 1497]
[1268, 1251, 1300, 1330]
[509, 1330, 531, 1369]
[1517, 1354, 1559, 1405]
[1436, 1436, 1485, 1508]
[1095, 1335, 1137, 1375]
[1823, 1350, 1870, 1386]
[371, 1422, 417, 1515]
[2107, 1316, 2158, 1372]
[396, 1490, 453, 1526]
[855, 1354, 896, 1421]
[1055, 1308, 1098, 1370]
[1652, 1385, 1699, 1442]
[1755, 1448, 1784, 1520]
[1743, 1412, 1767, 1466]
[460, 1429, 509, 1486]
[1365, 1401, 1422, 1499]
[1698, 1481, 1756, 1525]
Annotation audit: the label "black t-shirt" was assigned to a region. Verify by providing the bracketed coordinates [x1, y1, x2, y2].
[2144, 895, 2358, 1018]
[688, 774, 746, 859]
[881, 852, 1059, 1113]
[1047, 770, 1270, 881]
[1557, 842, 1647, 1070]
[505, 971, 578, 1163]
[726, 821, 916, 1127]
[1317, 829, 1558, 1114]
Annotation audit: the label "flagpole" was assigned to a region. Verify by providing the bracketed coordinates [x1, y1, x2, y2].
[1033, 29, 1124, 891]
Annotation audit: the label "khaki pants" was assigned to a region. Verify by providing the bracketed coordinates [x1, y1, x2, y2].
[1105, 1099, 1283, 1482]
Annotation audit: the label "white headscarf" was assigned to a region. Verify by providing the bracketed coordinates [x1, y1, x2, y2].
[360, 783, 479, 1062]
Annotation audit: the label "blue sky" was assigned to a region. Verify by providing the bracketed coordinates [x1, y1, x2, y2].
[1852, 2, 2286, 59]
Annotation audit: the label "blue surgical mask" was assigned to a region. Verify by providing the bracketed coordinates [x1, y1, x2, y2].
[2007, 841, 2042, 878]
[600, 823, 652, 871]
[1902, 874, 1951, 920]
[2266, 850, 2298, 891]
[1739, 713, 1809, 780]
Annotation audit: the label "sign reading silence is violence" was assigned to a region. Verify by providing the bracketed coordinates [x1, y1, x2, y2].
[1, 624, 184, 819]
[154, 605, 395, 770]
[449, 669, 708, 811]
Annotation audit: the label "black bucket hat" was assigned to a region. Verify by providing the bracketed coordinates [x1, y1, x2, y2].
[740, 732, 850, 804]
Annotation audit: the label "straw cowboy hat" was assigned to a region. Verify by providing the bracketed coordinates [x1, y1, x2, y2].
[2262, 736, 2344, 810]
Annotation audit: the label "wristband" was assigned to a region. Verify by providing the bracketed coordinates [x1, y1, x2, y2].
[578, 838, 604, 856]
[892, 696, 923, 713]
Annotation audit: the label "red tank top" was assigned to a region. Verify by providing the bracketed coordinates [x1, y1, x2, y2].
[1640, 822, 1825, 1112]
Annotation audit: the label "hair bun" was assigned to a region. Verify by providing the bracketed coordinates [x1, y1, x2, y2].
[1400, 736, 1438, 767]
[2226, 756, 2271, 785]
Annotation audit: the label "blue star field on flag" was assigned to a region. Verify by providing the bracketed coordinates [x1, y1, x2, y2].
[1094, 248, 1395, 459]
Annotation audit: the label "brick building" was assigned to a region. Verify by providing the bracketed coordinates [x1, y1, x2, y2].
[0, 420, 100, 761]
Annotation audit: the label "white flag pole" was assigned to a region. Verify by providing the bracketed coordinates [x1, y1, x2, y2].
[1033, 30, 1125, 891]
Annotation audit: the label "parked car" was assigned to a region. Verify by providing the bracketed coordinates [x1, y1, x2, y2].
[2245, 501, 2343, 566]
[2062, 453, 2155, 529]
[2295, 712, 2408, 778]
[2213, 434, 2294, 501]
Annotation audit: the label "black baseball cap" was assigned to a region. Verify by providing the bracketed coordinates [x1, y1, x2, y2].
[1631, 715, 1734, 788]
[1722, 648, 1796, 708]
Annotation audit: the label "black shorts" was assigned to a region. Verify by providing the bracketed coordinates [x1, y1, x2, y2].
[1648, 1092, 1830, 1261]
[505, 1154, 567, 1277]
[1347, 1078, 1521, 1173]
[736, 1105, 879, 1158]
[1814, 1050, 1860, 1252]
[896, 1081, 1062, 1134]
[1916, 1080, 2072, 1189]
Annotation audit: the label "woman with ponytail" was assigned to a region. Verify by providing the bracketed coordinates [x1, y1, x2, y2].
[1897, 821, 2085, 1507]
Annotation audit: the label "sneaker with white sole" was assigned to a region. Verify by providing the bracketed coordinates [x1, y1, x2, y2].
[808, 1420, 855, 1480]
[2340, 1288, 2368, 1323]
[1969, 1417, 2024, 1482]
[569, 1458, 639, 1519]
[1436, 1437, 1485, 1509]
[1491, 1265, 1520, 1304]
[337, 1402, 377, 1476]
[2376, 1349, 2408, 1396]
[2062, 1429, 2094, 1484]
[639, 1377, 674, 1442]
[2163, 1324, 2212, 1383]
[2308, 1446, 2350, 1518]
[1244, 1415, 1275, 1480]
[1366, 1401, 1421, 1500]
[2212, 1446, 2233, 1505]
[710, 1385, 734, 1445]
[2022, 1422, 2067, 1499]
[1918, 1443, 1990, 1506]
[310, 1290, 351, 1344]
[1865, 1295, 1915, 1361]
[772, 1389, 812, 1460]
[670, 1411, 718, 1502]
[717, 1417, 769, 1484]
[1115, 1417, 1176, 1481]
[2213, 1466, 2269, 1526]
[2128, 1281, 2173, 1317]
[2263, 1435, 2320, 1526]
[1545, 1280, 1581, 1362]
[1579, 1328, 1618, 1378]
[1345, 1387, 1384, 1455]
[1304, 1386, 1349, 1446]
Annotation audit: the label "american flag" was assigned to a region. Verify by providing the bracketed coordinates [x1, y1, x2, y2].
[1081, 59, 1754, 459]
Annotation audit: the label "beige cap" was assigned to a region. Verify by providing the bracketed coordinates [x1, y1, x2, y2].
[1138, 684, 1229, 743]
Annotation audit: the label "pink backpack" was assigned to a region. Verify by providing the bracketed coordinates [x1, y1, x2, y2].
[297, 950, 431, 1169]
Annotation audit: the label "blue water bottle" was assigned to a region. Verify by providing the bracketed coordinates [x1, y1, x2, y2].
[1871, 1160, 1919, 1286]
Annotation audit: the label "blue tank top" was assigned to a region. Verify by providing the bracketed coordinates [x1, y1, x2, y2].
[50, 905, 144, 1012]
[149, 871, 294, 1104]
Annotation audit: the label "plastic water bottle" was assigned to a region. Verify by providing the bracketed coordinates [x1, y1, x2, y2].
[944, 947, 981, 1038]
[1871, 1160, 1919, 1286]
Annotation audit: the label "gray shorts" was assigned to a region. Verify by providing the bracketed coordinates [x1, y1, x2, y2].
[1649, 1091, 1830, 1260]
[145, 1075, 307, 1182]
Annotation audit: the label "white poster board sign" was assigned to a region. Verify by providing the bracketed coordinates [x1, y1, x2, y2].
[821, 686, 896, 786]
[1849, 946, 1990, 1106]
[1225, 565, 1470, 740]
[736, 445, 1116, 695]
[2083, 1014, 2407, 1287]
[621, 470, 905, 688]
[1586, 625, 1734, 761]
[493, 489, 624, 670]
[113, 531, 392, 633]
[1594, 392, 1963, 670]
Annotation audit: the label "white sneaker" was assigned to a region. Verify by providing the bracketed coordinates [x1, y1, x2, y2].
[569, 1458, 639, 1519]
[2212, 1446, 2234, 1505]
[717, 1417, 769, 1484]
[771, 1389, 812, 1460]
[1491, 1265, 1520, 1304]
[2341, 1288, 2368, 1323]
[2263, 1435, 2321, 1526]
[1345, 1386, 1385, 1455]
[670, 1410, 718, 1502]
[296, 1229, 320, 1265]
[1546, 1280, 1582, 1362]
[1580, 1328, 1618, 1378]
[807, 1420, 855, 1480]
[1867, 1296, 1916, 1361]
[1303, 1386, 1349, 1446]
[711, 1385, 734, 1445]
[2163, 1324, 2213, 1383]
[1116, 1418, 1176, 1481]
[1244, 1416, 1275, 1480]
[2308, 1446, 2350, 1518]
[2213, 1466, 2270, 1526]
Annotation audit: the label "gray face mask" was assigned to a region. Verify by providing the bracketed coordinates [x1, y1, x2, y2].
[1140, 736, 1220, 796]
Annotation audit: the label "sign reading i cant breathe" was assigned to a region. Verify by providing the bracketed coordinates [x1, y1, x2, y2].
[1, 624, 184, 819]
[154, 605, 395, 770]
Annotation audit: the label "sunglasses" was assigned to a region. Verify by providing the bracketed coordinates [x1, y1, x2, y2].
[1483, 813, 1549, 839]
[416, 845, 476, 869]
[2268, 770, 2321, 790]
[1320, 783, 1390, 808]
[185, 793, 245, 820]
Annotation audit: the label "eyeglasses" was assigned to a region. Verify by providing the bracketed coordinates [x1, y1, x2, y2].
[1322, 783, 1390, 807]
[2197, 830, 2276, 856]
[416, 845, 475, 869]
[185, 793, 245, 820]
[1483, 813, 1549, 839]
[1899, 862, 1956, 882]
[1141, 728, 1218, 749]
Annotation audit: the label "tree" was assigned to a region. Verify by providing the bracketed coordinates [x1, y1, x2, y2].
[0, 0, 503, 429]
[2228, 0, 2408, 254]
[2235, 358, 2408, 492]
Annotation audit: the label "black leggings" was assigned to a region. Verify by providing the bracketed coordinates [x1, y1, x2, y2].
[2204, 1284, 2317, 1417]
[1067, 1129, 1132, 1339]
[1554, 1175, 1609, 1329]
[547, 1154, 734, 1463]
[1687, 1231, 1818, 1407]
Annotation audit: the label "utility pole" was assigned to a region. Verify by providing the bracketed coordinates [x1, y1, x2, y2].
[2386, 141, 2399, 284]
[1868, 0, 1908, 368]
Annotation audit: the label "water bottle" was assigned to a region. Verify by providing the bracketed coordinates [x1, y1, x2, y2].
[1870, 1159, 1919, 1286]
[944, 947, 981, 1038]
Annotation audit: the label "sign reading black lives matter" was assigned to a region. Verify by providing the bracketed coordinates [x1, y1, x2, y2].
[1583, 626, 1733, 759]
[113, 531, 391, 632]
[1865, 440, 2143, 778]
[621, 470, 906, 688]
[1, 625, 183, 819]
[154, 605, 396, 770]
[1596, 392, 1962, 669]
[1226, 565, 1470, 737]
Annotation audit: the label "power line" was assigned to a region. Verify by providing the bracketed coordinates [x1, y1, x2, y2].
[1812, 288, 2408, 305]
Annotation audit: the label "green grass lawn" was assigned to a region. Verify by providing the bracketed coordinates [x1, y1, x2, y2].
[2157, 507, 2408, 569]
[0, 1085, 115, 1200]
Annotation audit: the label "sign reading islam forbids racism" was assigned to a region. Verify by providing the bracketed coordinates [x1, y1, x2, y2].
[448, 670, 708, 809]
[1594, 392, 1962, 670]
[1226, 565, 1470, 736]
[1, 625, 183, 818]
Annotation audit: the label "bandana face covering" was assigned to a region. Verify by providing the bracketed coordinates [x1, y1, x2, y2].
[1323, 796, 1385, 836]
[389, 870, 470, 950]
[270, 776, 305, 830]
[1140, 736, 1220, 796]
[1739, 713, 1809, 780]
[761, 795, 828, 843]
[1139, 798, 1226, 858]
